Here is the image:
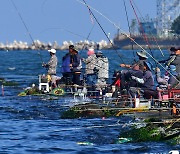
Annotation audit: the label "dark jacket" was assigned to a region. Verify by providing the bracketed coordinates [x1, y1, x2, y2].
[171, 55, 180, 75]
[142, 70, 154, 90]
[71, 54, 81, 72]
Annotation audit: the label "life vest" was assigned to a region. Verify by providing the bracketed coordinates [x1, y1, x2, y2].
[62, 54, 71, 73]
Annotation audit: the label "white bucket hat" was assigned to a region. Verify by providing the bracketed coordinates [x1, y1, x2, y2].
[48, 48, 56, 54]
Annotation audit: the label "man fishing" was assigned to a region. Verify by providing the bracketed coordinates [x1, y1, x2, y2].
[61, 45, 74, 85]
[120, 50, 147, 91]
[70, 47, 82, 85]
[42, 48, 60, 88]
[169, 47, 180, 79]
[131, 61, 158, 99]
[158, 47, 180, 88]
[82, 48, 97, 86]
[120, 50, 148, 72]
[62, 45, 81, 85]
[95, 51, 109, 86]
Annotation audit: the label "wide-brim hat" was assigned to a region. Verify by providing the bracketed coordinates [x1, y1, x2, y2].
[48, 48, 56, 54]
[137, 51, 148, 59]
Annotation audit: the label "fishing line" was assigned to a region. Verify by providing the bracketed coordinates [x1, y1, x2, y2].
[131, 0, 164, 57]
[10, 0, 44, 64]
[76, 0, 180, 85]
[38, 25, 119, 69]
[39, 27, 92, 41]
[41, 0, 48, 16]
[81, 23, 96, 51]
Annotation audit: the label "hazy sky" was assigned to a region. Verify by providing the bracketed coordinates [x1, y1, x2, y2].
[0, 0, 157, 45]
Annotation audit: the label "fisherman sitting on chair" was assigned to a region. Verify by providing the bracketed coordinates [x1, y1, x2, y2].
[42, 48, 61, 89]
[120, 50, 147, 92]
[131, 61, 158, 99]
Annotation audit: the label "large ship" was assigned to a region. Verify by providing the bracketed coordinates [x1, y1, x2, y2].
[113, 33, 180, 50]
[113, 20, 180, 50]
[114, 0, 180, 49]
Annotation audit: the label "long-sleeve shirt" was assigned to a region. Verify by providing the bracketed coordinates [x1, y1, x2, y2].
[132, 70, 154, 90]
[71, 54, 81, 72]
[142, 71, 154, 90]
[47, 55, 57, 75]
[156, 70, 169, 89]
[156, 71, 169, 85]
[171, 55, 180, 75]
[96, 56, 109, 79]
[83, 54, 97, 75]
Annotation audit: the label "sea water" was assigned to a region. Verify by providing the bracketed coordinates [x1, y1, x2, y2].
[0, 49, 179, 153]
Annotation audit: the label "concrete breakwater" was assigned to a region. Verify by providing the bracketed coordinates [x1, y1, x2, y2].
[0, 40, 113, 51]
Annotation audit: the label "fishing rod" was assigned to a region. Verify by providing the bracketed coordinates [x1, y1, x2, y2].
[129, 0, 156, 63]
[81, 0, 125, 64]
[123, 0, 135, 54]
[131, 0, 164, 57]
[10, 0, 44, 64]
[76, 0, 180, 85]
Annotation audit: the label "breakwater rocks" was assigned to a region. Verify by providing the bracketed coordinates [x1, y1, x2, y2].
[0, 40, 114, 51]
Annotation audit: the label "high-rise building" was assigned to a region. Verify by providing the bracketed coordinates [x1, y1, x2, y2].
[157, 0, 180, 37]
